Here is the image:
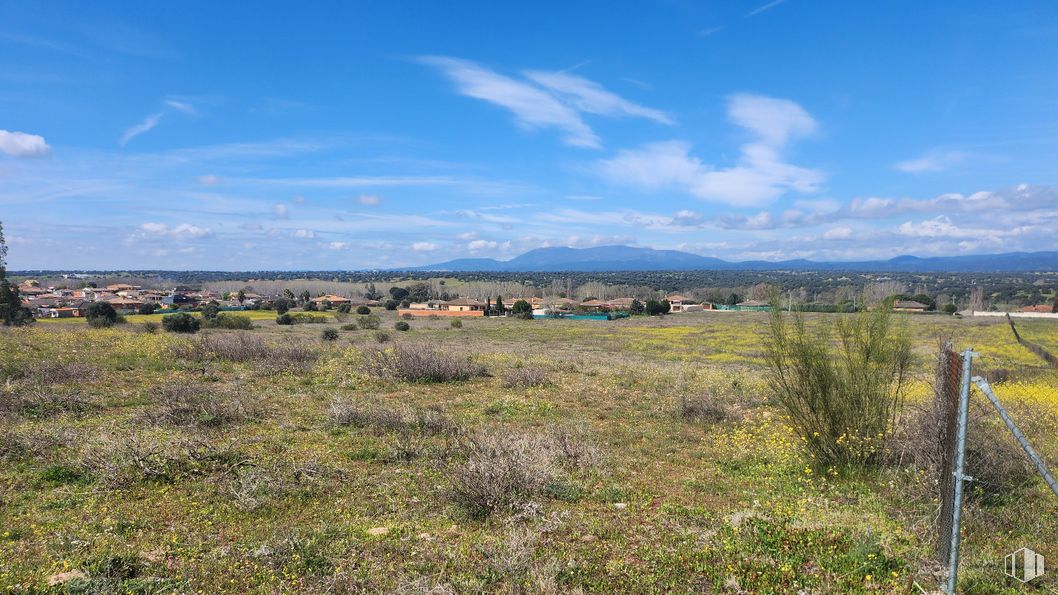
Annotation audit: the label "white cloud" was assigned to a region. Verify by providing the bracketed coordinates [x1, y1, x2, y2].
[894, 149, 969, 173]
[727, 93, 816, 146]
[822, 226, 854, 240]
[411, 242, 438, 252]
[119, 112, 163, 146]
[164, 99, 197, 115]
[137, 222, 213, 239]
[467, 239, 499, 251]
[0, 129, 51, 157]
[523, 70, 673, 125]
[292, 229, 315, 239]
[596, 94, 822, 206]
[196, 174, 221, 185]
[327, 241, 349, 250]
[457, 232, 478, 240]
[421, 56, 600, 148]
[272, 203, 289, 219]
[746, 0, 787, 17]
[358, 194, 381, 205]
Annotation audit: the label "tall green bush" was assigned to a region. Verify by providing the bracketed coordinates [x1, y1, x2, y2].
[765, 299, 912, 468]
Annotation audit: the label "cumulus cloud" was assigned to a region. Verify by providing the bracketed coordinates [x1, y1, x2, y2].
[411, 242, 438, 251]
[420, 56, 670, 149]
[137, 222, 213, 239]
[822, 226, 854, 240]
[467, 239, 499, 251]
[0, 129, 51, 157]
[292, 229, 315, 239]
[596, 94, 822, 206]
[327, 241, 349, 250]
[358, 194, 381, 205]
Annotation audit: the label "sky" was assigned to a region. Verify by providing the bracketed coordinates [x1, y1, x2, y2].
[2, 1, 1058, 270]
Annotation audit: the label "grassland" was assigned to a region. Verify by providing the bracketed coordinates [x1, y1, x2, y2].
[2, 311, 1057, 593]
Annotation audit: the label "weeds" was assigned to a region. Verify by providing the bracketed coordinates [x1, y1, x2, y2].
[140, 383, 259, 428]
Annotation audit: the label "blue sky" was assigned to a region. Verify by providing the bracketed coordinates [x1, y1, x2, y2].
[2, 1, 1058, 270]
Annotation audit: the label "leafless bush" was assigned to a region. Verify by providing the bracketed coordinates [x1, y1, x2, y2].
[225, 456, 342, 510]
[450, 429, 558, 517]
[171, 333, 319, 375]
[19, 361, 98, 385]
[0, 424, 70, 460]
[501, 366, 551, 389]
[140, 383, 259, 428]
[678, 390, 742, 423]
[486, 528, 560, 594]
[328, 397, 405, 431]
[78, 431, 239, 487]
[547, 424, 603, 471]
[449, 423, 602, 517]
[0, 386, 95, 419]
[363, 344, 488, 383]
[328, 396, 456, 437]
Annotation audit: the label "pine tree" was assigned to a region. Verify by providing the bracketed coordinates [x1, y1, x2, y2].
[494, 296, 505, 315]
[0, 222, 34, 326]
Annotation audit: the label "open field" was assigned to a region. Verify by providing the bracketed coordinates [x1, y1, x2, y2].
[2, 311, 1057, 593]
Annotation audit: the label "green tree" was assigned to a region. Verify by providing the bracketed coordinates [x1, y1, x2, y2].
[299, 290, 311, 305]
[494, 296, 505, 315]
[389, 286, 410, 301]
[85, 301, 119, 328]
[201, 301, 221, 320]
[162, 312, 200, 333]
[283, 288, 295, 300]
[237, 289, 246, 304]
[0, 222, 34, 326]
[629, 299, 645, 315]
[511, 299, 532, 315]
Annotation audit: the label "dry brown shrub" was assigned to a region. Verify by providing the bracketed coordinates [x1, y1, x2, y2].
[362, 344, 487, 383]
[0, 386, 95, 420]
[78, 431, 240, 487]
[678, 390, 742, 423]
[449, 424, 601, 517]
[501, 366, 551, 389]
[19, 361, 98, 385]
[140, 383, 259, 428]
[170, 332, 319, 375]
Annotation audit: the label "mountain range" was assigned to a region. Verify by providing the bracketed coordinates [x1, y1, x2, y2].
[403, 245, 1058, 273]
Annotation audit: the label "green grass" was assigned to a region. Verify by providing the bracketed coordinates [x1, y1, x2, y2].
[1, 311, 1056, 592]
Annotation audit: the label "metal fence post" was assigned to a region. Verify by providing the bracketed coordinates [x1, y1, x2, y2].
[945, 347, 975, 595]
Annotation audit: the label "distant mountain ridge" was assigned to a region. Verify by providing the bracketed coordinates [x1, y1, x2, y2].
[403, 245, 1058, 273]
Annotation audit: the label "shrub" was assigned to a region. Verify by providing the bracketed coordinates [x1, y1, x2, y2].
[363, 344, 488, 383]
[448, 425, 599, 518]
[202, 313, 253, 330]
[373, 331, 391, 343]
[357, 315, 380, 330]
[137, 303, 159, 315]
[356, 305, 371, 315]
[644, 299, 670, 316]
[78, 431, 237, 487]
[340, 323, 358, 331]
[384, 299, 399, 311]
[200, 303, 221, 320]
[394, 321, 410, 332]
[0, 387, 95, 419]
[18, 361, 97, 385]
[629, 299, 645, 315]
[170, 333, 319, 374]
[450, 319, 463, 329]
[321, 328, 339, 341]
[86, 302, 119, 328]
[336, 303, 351, 314]
[678, 391, 741, 423]
[765, 301, 911, 468]
[140, 321, 160, 334]
[501, 366, 550, 389]
[276, 313, 294, 325]
[141, 384, 258, 428]
[162, 313, 200, 334]
[304, 301, 318, 312]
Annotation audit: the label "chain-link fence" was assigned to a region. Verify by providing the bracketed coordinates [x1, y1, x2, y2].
[934, 323, 1058, 592]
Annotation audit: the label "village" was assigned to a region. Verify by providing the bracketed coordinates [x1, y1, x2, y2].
[19, 277, 1058, 322]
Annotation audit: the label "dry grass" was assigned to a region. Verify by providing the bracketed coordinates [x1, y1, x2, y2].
[171, 332, 319, 375]
[0, 386, 96, 419]
[77, 431, 241, 487]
